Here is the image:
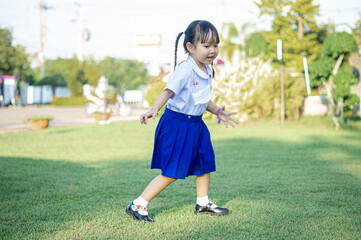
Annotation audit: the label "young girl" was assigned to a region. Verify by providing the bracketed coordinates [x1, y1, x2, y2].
[125, 20, 238, 222]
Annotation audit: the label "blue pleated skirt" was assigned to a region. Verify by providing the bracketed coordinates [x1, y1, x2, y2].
[151, 107, 216, 179]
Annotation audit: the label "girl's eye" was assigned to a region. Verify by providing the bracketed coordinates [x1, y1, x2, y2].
[203, 44, 218, 48]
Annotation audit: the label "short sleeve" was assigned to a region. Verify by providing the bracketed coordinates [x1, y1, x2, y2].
[165, 63, 192, 96]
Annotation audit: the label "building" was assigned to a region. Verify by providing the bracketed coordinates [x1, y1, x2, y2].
[135, 34, 162, 76]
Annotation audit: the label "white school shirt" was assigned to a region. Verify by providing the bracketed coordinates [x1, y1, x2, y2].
[165, 55, 213, 116]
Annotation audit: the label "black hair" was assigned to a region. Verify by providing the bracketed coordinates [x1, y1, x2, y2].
[174, 20, 220, 76]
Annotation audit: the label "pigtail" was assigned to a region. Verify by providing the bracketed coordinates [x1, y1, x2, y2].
[211, 62, 215, 78]
[174, 32, 184, 70]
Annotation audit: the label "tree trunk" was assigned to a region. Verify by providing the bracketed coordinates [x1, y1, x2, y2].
[324, 77, 340, 130]
[324, 53, 345, 130]
[339, 98, 344, 124]
[298, 15, 304, 39]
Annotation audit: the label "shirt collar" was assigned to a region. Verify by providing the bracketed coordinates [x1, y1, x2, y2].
[186, 55, 212, 79]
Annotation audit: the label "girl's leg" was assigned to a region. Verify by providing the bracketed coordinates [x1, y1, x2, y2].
[126, 175, 176, 221]
[194, 172, 229, 215]
[196, 173, 210, 197]
[141, 174, 177, 201]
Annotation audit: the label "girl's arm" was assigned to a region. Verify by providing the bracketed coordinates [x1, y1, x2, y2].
[206, 100, 239, 128]
[206, 100, 220, 115]
[140, 89, 174, 125]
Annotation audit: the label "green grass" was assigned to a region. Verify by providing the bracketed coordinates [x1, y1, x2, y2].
[1, 117, 361, 239]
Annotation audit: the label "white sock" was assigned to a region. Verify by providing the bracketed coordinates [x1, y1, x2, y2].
[197, 195, 210, 206]
[133, 196, 149, 216]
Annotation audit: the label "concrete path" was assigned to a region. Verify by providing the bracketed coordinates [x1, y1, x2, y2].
[0, 106, 147, 134]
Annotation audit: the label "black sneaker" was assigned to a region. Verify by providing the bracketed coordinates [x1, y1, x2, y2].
[194, 202, 229, 216]
[125, 202, 154, 222]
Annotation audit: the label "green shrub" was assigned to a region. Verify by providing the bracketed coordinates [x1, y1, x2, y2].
[252, 70, 306, 120]
[210, 57, 306, 122]
[322, 32, 357, 59]
[244, 31, 268, 58]
[145, 80, 167, 114]
[333, 64, 359, 111]
[38, 73, 67, 86]
[51, 96, 86, 106]
[309, 56, 335, 88]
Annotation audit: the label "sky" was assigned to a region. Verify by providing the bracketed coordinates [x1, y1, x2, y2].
[0, 0, 360, 65]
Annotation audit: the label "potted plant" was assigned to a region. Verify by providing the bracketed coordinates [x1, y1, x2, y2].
[26, 116, 53, 130]
[92, 111, 111, 122]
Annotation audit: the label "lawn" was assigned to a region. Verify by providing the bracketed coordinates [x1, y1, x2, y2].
[0, 117, 360, 239]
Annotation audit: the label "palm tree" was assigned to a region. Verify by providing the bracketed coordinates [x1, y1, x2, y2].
[220, 22, 240, 63]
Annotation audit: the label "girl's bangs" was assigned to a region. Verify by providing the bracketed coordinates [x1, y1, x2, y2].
[199, 27, 219, 44]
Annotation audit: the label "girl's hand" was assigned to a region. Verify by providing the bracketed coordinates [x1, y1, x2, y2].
[140, 108, 158, 125]
[218, 106, 238, 128]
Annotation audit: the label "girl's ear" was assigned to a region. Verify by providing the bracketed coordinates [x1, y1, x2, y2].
[186, 42, 194, 53]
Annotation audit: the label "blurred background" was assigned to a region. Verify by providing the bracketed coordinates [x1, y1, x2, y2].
[0, 0, 360, 129]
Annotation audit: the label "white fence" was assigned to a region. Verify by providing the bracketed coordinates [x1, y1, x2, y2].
[124, 90, 149, 108]
[20, 83, 71, 105]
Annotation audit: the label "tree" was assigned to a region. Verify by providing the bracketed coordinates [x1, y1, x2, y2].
[82, 57, 102, 86]
[244, 31, 268, 57]
[220, 22, 241, 62]
[308, 57, 334, 88]
[351, 13, 361, 50]
[13, 45, 32, 82]
[255, 0, 288, 18]
[38, 73, 67, 95]
[254, 0, 321, 70]
[220, 22, 257, 62]
[99, 57, 124, 93]
[333, 65, 358, 112]
[289, 0, 319, 39]
[118, 59, 150, 91]
[38, 57, 150, 96]
[322, 32, 357, 58]
[99, 57, 150, 94]
[0, 28, 32, 81]
[43, 57, 82, 95]
[310, 32, 357, 129]
[317, 22, 336, 44]
[0, 28, 15, 75]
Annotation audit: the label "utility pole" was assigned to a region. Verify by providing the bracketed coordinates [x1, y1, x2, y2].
[77, 0, 85, 63]
[220, 0, 225, 25]
[39, 0, 49, 80]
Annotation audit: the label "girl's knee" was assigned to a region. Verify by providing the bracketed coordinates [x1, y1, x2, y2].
[161, 175, 177, 182]
[197, 173, 210, 178]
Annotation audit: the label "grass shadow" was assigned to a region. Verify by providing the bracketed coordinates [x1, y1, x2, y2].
[1, 121, 361, 239]
[343, 115, 361, 131]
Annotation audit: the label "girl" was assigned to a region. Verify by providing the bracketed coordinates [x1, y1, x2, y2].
[125, 20, 238, 222]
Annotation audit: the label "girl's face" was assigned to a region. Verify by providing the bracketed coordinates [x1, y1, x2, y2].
[187, 32, 219, 69]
